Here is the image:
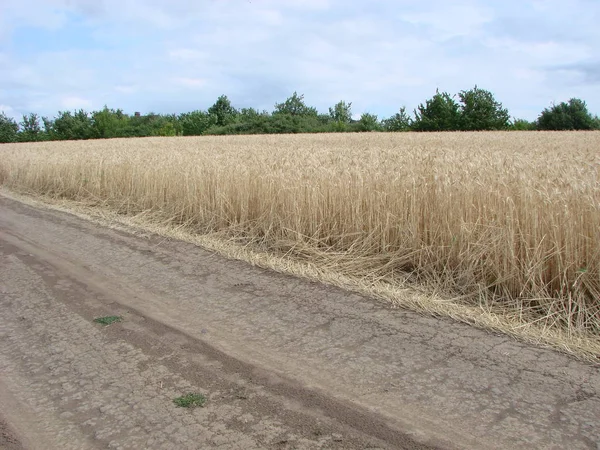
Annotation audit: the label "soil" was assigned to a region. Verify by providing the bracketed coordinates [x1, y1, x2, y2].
[1, 195, 599, 449]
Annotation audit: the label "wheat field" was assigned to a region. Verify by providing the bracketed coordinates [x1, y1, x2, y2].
[2, 131, 599, 342]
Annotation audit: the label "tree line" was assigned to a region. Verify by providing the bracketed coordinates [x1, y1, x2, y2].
[1, 86, 599, 143]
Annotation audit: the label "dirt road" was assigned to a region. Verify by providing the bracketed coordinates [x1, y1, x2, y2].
[0, 195, 599, 450]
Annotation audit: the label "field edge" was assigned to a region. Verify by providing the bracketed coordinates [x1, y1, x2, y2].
[2, 187, 599, 363]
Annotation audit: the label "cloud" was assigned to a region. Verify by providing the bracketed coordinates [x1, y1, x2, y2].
[0, 1, 70, 33]
[550, 61, 600, 84]
[115, 85, 139, 94]
[482, 38, 592, 65]
[61, 96, 93, 110]
[0, 104, 16, 117]
[398, 1, 493, 41]
[168, 49, 207, 61]
[1, 0, 599, 121]
[172, 77, 207, 89]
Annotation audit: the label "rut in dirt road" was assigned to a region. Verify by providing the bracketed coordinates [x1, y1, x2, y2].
[1, 195, 600, 450]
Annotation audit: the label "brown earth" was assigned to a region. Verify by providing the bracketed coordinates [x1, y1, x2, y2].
[0, 195, 599, 450]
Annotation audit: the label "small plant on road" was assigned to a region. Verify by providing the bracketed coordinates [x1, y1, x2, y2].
[173, 393, 207, 408]
[93, 315, 123, 326]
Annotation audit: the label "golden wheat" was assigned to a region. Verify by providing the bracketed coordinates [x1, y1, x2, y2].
[2, 131, 599, 338]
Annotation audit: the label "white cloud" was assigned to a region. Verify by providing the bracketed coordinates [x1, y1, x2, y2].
[115, 85, 138, 94]
[0, 1, 70, 31]
[399, 1, 492, 41]
[61, 96, 93, 110]
[172, 77, 207, 89]
[0, 104, 16, 118]
[483, 38, 592, 65]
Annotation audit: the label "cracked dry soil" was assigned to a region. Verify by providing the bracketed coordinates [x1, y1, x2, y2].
[0, 195, 599, 450]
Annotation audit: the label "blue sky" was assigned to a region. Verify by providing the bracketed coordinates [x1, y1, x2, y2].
[1, 0, 599, 121]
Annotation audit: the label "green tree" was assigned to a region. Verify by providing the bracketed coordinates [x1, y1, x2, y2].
[91, 106, 130, 138]
[205, 108, 274, 135]
[154, 114, 182, 136]
[179, 110, 217, 136]
[382, 107, 412, 131]
[53, 110, 94, 140]
[269, 114, 308, 133]
[536, 98, 599, 130]
[238, 107, 270, 122]
[0, 112, 19, 143]
[273, 92, 318, 117]
[357, 113, 381, 132]
[413, 90, 461, 131]
[458, 86, 510, 130]
[158, 121, 177, 136]
[510, 118, 536, 131]
[42, 117, 56, 140]
[328, 100, 352, 124]
[208, 95, 238, 127]
[239, 107, 260, 120]
[18, 113, 44, 142]
[128, 113, 165, 137]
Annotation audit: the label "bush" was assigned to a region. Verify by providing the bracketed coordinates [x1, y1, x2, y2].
[208, 95, 238, 127]
[328, 100, 352, 124]
[6, 90, 599, 140]
[0, 112, 19, 143]
[273, 92, 318, 117]
[537, 98, 599, 130]
[413, 90, 461, 131]
[91, 107, 130, 139]
[382, 107, 412, 131]
[459, 86, 510, 131]
[52, 110, 94, 140]
[357, 113, 381, 132]
[510, 118, 536, 131]
[179, 111, 217, 136]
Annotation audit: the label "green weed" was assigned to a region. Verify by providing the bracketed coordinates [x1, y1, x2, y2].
[173, 393, 207, 408]
[93, 315, 123, 326]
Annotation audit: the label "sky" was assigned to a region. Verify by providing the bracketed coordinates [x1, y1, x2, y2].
[0, 0, 599, 122]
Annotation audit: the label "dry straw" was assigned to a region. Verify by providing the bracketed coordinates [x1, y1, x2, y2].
[2, 131, 599, 356]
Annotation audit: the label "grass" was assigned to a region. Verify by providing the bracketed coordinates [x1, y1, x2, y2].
[173, 393, 207, 408]
[1, 132, 600, 356]
[93, 315, 123, 326]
